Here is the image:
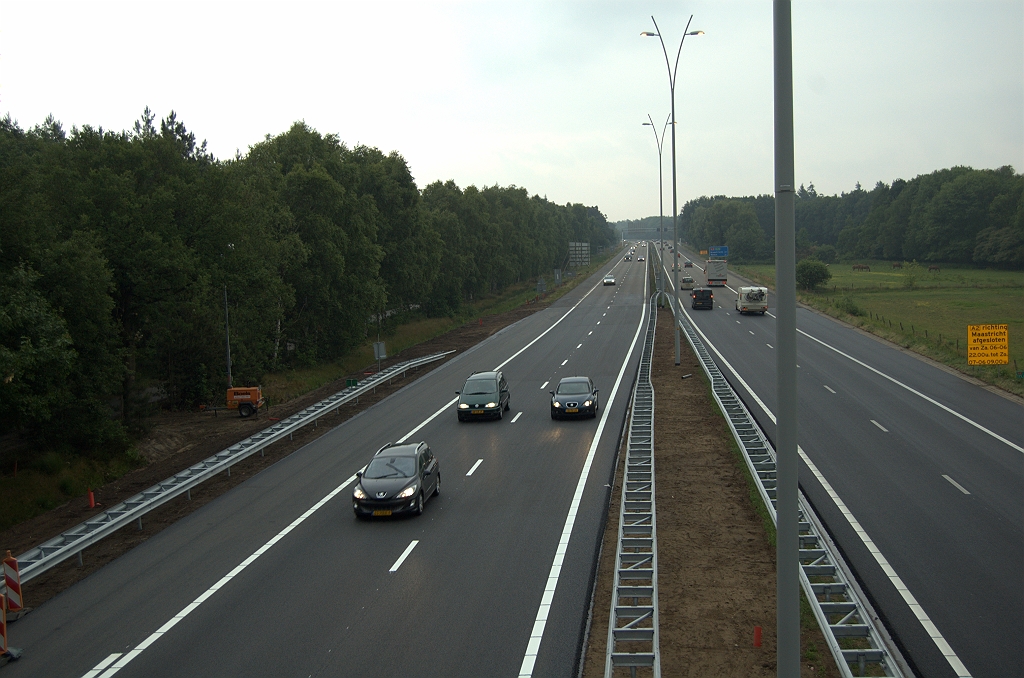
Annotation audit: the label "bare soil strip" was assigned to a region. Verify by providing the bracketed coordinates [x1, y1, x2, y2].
[581, 307, 839, 677]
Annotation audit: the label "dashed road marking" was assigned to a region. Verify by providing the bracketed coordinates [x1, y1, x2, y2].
[942, 475, 970, 495]
[576, 343, 582, 349]
[871, 419, 889, 432]
[389, 540, 419, 572]
[467, 459, 483, 476]
[560, 359, 568, 366]
[823, 385, 836, 394]
[766, 344, 774, 349]
[511, 412, 523, 423]
[539, 381, 548, 390]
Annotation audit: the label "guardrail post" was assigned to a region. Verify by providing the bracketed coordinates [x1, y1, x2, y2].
[136, 518, 143, 531]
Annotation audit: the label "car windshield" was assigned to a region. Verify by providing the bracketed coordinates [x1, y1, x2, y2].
[464, 379, 496, 395]
[557, 382, 591, 395]
[364, 456, 416, 479]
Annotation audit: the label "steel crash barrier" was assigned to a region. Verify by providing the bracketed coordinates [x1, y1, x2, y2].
[605, 294, 660, 676]
[7, 350, 455, 587]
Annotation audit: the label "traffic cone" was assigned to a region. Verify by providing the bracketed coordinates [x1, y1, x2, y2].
[2, 552, 22, 613]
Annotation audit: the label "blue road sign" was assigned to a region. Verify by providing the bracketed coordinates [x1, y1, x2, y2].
[709, 246, 729, 258]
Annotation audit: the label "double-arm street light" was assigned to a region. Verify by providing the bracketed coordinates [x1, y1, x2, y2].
[642, 15, 703, 366]
[642, 113, 670, 295]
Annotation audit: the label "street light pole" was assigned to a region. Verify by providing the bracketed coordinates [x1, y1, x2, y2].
[643, 113, 670, 298]
[644, 16, 703, 366]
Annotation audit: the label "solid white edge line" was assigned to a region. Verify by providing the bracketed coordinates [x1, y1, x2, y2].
[942, 475, 971, 495]
[511, 412, 523, 423]
[466, 459, 483, 476]
[389, 540, 420, 573]
[675, 296, 973, 678]
[81, 653, 122, 678]
[871, 419, 889, 433]
[397, 397, 458, 444]
[761, 311, 1023, 454]
[518, 258, 649, 677]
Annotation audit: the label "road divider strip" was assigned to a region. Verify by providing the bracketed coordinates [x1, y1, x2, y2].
[389, 541, 419, 573]
[467, 460, 483, 476]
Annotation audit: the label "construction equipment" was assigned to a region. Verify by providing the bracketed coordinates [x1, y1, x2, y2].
[226, 386, 265, 418]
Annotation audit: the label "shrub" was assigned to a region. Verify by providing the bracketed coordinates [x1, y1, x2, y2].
[833, 296, 864, 316]
[796, 258, 832, 290]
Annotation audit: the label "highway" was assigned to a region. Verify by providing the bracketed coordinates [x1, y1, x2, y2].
[656, 245, 1023, 678]
[6, 251, 649, 678]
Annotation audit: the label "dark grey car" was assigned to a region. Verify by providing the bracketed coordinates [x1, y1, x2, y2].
[550, 376, 599, 419]
[352, 442, 440, 518]
[456, 371, 511, 421]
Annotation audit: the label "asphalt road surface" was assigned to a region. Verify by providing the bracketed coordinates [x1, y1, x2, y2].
[655, 244, 1023, 678]
[8, 251, 650, 678]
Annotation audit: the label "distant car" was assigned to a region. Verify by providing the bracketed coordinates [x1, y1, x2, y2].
[625, 255, 631, 261]
[637, 256, 645, 261]
[457, 371, 511, 420]
[353, 442, 439, 518]
[603, 274, 616, 285]
[691, 288, 714, 309]
[550, 376, 599, 419]
[680, 276, 695, 290]
[684, 261, 693, 267]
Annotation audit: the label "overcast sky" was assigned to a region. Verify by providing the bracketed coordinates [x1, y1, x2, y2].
[3, 1, 1021, 221]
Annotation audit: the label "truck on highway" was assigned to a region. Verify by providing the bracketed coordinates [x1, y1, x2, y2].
[705, 259, 728, 286]
[735, 286, 768, 315]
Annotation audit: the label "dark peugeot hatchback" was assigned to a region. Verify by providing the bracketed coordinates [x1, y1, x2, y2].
[550, 376, 599, 419]
[353, 442, 440, 518]
[691, 288, 714, 310]
[456, 371, 511, 420]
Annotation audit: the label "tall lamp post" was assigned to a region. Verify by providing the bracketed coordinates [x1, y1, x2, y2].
[643, 113, 670, 296]
[643, 16, 703, 366]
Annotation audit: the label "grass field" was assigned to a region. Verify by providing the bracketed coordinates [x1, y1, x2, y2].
[732, 261, 1024, 397]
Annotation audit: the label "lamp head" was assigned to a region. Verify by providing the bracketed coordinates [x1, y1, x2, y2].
[640, 31, 658, 37]
[687, 30, 705, 36]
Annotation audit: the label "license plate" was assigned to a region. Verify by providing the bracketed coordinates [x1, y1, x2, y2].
[471, 410, 484, 415]
[373, 510, 392, 516]
[566, 408, 579, 413]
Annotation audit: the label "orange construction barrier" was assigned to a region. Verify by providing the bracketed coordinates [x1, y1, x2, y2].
[2, 552, 22, 613]
[0, 595, 6, 655]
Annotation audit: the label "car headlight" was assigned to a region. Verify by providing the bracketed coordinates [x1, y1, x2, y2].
[486, 402, 497, 408]
[396, 484, 418, 499]
[584, 400, 592, 407]
[353, 485, 367, 499]
[552, 401, 561, 408]
[459, 403, 469, 409]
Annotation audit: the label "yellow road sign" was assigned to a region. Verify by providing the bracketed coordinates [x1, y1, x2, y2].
[967, 324, 1009, 365]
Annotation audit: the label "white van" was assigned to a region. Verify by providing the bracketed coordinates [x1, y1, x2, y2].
[735, 286, 768, 315]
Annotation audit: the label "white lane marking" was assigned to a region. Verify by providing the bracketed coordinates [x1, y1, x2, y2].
[389, 540, 419, 573]
[673, 300, 973, 678]
[494, 273, 607, 372]
[871, 419, 889, 433]
[81, 654, 122, 678]
[824, 385, 837, 394]
[511, 412, 523, 423]
[603, 313, 606, 316]
[519, 263, 648, 678]
[764, 311, 1023, 454]
[560, 359, 568, 366]
[95, 471, 361, 677]
[576, 343, 582, 349]
[466, 459, 483, 476]
[942, 475, 971, 495]
[397, 397, 458, 443]
[540, 381, 548, 390]
[597, 321, 601, 325]
[749, 330, 755, 335]
[767, 344, 774, 349]
[588, 331, 593, 336]
[725, 284, 738, 294]
[736, 320, 741, 324]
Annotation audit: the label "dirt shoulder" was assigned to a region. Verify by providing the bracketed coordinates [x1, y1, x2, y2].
[581, 306, 839, 677]
[0, 300, 550, 609]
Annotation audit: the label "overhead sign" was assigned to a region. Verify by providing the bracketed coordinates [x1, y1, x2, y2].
[967, 324, 1008, 365]
[709, 246, 729, 258]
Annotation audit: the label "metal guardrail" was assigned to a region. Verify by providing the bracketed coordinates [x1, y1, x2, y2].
[605, 294, 659, 677]
[671, 299, 907, 678]
[11, 350, 455, 584]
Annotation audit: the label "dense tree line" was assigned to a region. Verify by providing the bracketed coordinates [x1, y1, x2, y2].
[679, 166, 1023, 266]
[0, 111, 614, 453]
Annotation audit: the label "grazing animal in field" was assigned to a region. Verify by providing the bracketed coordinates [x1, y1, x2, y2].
[928, 265, 940, 272]
[892, 262, 902, 269]
[852, 264, 870, 271]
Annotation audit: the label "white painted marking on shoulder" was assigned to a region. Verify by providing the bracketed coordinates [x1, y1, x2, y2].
[823, 385, 836, 394]
[539, 381, 548, 390]
[466, 459, 483, 476]
[674, 300, 973, 678]
[942, 475, 971, 495]
[519, 253, 649, 677]
[560, 359, 568, 366]
[389, 540, 419, 572]
[871, 419, 889, 433]
[511, 411, 523, 423]
[766, 344, 774, 349]
[81, 653, 122, 678]
[576, 343, 582, 349]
